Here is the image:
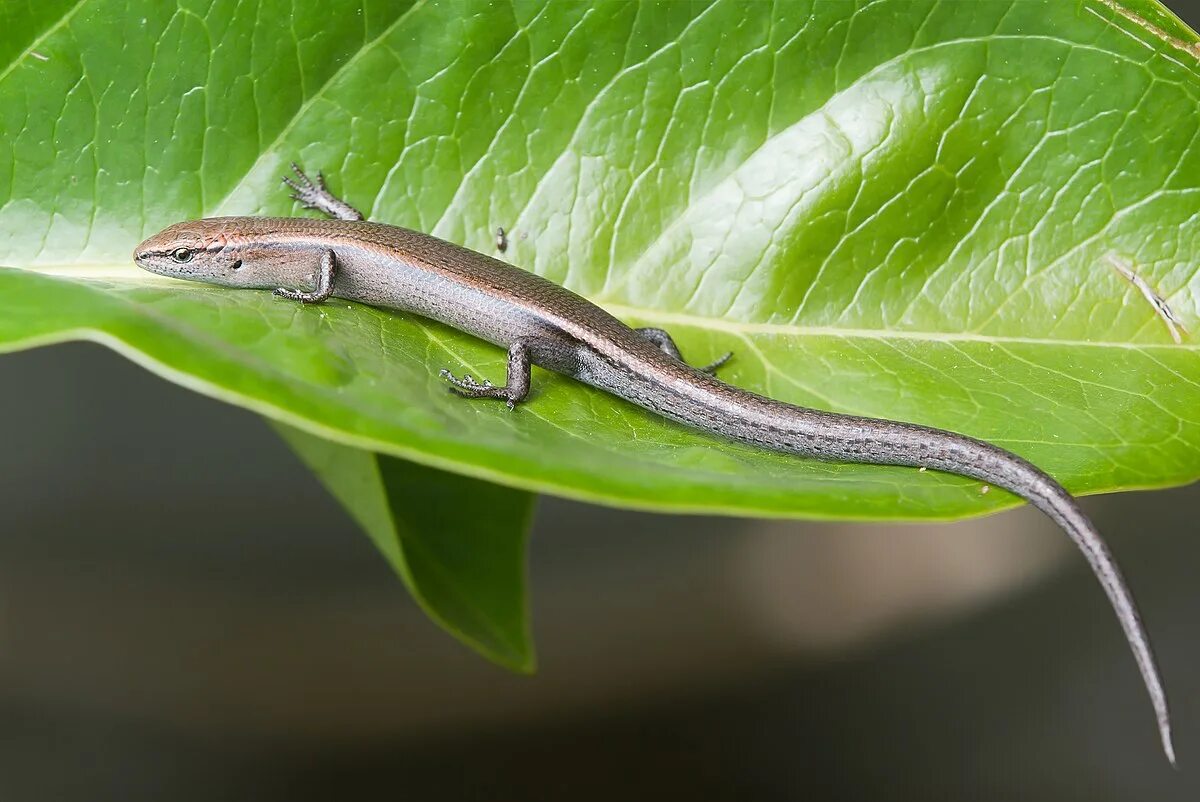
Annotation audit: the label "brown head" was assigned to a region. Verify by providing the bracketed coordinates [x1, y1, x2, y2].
[133, 217, 299, 290]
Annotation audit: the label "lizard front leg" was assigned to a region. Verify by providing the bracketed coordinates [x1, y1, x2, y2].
[274, 249, 336, 304]
[283, 163, 365, 222]
[440, 339, 535, 411]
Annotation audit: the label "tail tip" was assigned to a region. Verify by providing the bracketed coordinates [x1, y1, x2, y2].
[1161, 720, 1178, 769]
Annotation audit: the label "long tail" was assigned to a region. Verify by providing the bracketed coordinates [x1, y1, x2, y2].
[921, 438, 1175, 766]
[651, 370, 1175, 763]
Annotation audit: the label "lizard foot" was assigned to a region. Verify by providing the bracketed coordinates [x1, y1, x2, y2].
[282, 163, 364, 221]
[439, 369, 520, 410]
[700, 351, 734, 374]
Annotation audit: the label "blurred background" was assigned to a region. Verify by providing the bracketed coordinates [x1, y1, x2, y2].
[1, 317, 1196, 802]
[3, 4, 1200, 801]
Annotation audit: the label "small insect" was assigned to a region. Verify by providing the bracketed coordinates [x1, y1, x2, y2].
[1107, 253, 1186, 344]
[496, 226, 508, 253]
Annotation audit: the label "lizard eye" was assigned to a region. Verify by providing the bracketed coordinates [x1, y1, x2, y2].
[171, 248, 194, 263]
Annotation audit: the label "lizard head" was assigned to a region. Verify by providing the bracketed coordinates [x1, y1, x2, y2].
[133, 218, 288, 289]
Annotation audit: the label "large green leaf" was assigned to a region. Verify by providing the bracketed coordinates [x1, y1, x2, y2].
[274, 423, 536, 671]
[1, 0, 1198, 520]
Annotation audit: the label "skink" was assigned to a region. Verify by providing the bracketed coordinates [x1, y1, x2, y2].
[134, 165, 1174, 763]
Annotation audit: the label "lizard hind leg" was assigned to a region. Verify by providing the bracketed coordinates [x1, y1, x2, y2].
[636, 327, 732, 374]
[440, 339, 533, 411]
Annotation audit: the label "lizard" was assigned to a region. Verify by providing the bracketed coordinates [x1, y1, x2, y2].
[133, 164, 1175, 763]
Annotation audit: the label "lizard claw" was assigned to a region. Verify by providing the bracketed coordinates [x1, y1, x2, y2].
[440, 368, 476, 389]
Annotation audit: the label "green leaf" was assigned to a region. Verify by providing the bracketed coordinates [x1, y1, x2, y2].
[274, 423, 536, 671]
[2, 0, 1199, 520]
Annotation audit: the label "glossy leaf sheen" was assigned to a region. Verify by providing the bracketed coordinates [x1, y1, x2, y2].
[1, 0, 1199, 520]
[275, 423, 535, 671]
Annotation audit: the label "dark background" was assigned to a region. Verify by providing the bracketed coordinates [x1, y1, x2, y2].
[2, 3, 1199, 799]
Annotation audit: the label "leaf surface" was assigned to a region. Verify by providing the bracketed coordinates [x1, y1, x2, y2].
[276, 423, 535, 671]
[2, 0, 1199, 519]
